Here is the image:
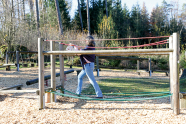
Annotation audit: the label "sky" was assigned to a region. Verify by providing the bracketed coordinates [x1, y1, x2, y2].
[69, 0, 186, 19]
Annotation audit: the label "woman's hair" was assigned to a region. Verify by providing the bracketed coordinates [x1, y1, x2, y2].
[86, 35, 95, 47]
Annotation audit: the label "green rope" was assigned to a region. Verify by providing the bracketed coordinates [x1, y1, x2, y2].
[49, 90, 172, 101]
[58, 88, 170, 98]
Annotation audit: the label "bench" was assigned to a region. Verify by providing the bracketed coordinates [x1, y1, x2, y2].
[1, 84, 23, 90]
[136, 70, 149, 75]
[152, 70, 169, 76]
[0, 64, 16, 71]
[26, 69, 74, 85]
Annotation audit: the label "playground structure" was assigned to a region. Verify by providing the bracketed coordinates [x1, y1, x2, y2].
[4, 51, 38, 71]
[37, 33, 179, 114]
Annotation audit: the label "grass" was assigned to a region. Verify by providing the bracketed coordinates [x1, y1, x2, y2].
[82, 77, 186, 95]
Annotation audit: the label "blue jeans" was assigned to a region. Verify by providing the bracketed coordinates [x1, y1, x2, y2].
[76, 62, 103, 97]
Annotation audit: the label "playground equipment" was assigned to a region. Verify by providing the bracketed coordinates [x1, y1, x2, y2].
[26, 69, 74, 85]
[37, 33, 180, 115]
[0, 84, 23, 90]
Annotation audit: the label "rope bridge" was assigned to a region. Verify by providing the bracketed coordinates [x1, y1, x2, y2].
[46, 87, 172, 101]
[38, 33, 180, 115]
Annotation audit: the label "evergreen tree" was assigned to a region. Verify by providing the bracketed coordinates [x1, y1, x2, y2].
[112, 0, 124, 38]
[48, 0, 71, 30]
[73, 0, 87, 31]
[129, 3, 143, 39]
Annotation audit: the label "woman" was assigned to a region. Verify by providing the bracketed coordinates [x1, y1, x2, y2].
[75, 36, 103, 98]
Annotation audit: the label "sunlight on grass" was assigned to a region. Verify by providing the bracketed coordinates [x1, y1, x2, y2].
[82, 78, 171, 95]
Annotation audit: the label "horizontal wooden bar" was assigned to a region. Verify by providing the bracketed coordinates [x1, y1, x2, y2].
[43, 49, 173, 56]
[7, 51, 38, 54]
[99, 56, 149, 60]
[0, 90, 37, 94]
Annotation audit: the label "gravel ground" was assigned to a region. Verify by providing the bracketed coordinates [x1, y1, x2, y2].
[0, 67, 186, 124]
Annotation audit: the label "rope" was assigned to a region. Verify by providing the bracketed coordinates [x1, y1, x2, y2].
[49, 88, 172, 101]
[45, 36, 170, 42]
[49, 90, 172, 101]
[61, 40, 168, 49]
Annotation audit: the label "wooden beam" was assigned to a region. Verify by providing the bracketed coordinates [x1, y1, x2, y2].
[43, 49, 173, 56]
[59, 43, 65, 93]
[99, 56, 149, 60]
[50, 41, 56, 102]
[0, 90, 36, 94]
[172, 32, 180, 115]
[169, 35, 173, 109]
[38, 38, 45, 110]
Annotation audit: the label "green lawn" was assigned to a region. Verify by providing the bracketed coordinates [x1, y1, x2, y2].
[82, 78, 186, 95]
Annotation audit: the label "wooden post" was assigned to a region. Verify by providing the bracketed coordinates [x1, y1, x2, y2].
[169, 35, 173, 109]
[96, 56, 99, 77]
[149, 58, 151, 77]
[137, 60, 139, 70]
[16, 51, 19, 71]
[50, 41, 56, 102]
[172, 32, 180, 115]
[59, 43, 65, 93]
[38, 38, 45, 110]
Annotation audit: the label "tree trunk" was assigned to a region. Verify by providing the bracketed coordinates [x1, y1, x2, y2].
[86, 0, 90, 35]
[29, 0, 34, 15]
[54, 0, 63, 36]
[35, 0, 40, 36]
[105, 0, 108, 18]
[77, 0, 83, 32]
[22, 0, 25, 20]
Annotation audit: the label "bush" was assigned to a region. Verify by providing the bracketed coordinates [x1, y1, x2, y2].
[180, 51, 186, 68]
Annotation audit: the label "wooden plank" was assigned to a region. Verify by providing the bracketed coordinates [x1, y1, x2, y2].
[0, 90, 36, 94]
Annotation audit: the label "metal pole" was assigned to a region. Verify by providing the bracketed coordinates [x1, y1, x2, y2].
[38, 38, 45, 110]
[96, 56, 99, 77]
[6, 52, 8, 64]
[16, 51, 19, 71]
[137, 60, 139, 70]
[149, 58, 151, 77]
[50, 41, 56, 102]
[172, 32, 180, 115]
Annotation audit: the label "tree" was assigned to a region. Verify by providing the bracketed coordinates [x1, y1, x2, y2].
[49, 0, 71, 31]
[112, 0, 124, 38]
[54, 0, 63, 35]
[87, 0, 90, 34]
[77, 0, 83, 32]
[35, 0, 40, 36]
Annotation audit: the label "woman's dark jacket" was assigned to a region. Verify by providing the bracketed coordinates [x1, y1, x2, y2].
[80, 45, 95, 69]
